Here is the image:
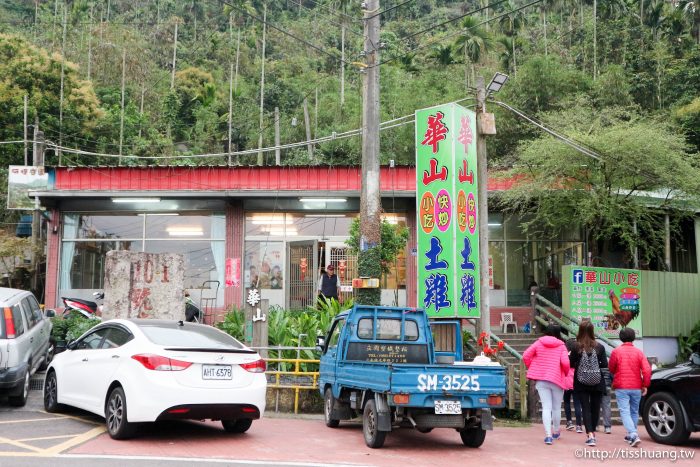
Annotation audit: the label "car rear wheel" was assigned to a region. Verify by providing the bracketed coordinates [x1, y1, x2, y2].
[643, 391, 691, 445]
[39, 341, 55, 371]
[363, 399, 387, 449]
[44, 370, 64, 412]
[222, 419, 253, 433]
[106, 387, 137, 440]
[8, 371, 30, 407]
[324, 388, 340, 428]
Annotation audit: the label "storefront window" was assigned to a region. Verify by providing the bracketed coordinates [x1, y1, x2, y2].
[244, 241, 284, 290]
[60, 212, 224, 297]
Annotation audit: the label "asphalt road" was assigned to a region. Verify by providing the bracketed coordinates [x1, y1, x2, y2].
[1, 386, 699, 467]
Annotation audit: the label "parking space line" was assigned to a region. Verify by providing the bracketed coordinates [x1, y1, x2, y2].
[38, 410, 103, 426]
[0, 436, 44, 453]
[0, 416, 69, 424]
[16, 434, 77, 442]
[42, 425, 107, 456]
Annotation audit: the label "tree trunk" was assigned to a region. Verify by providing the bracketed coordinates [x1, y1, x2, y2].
[542, 7, 548, 56]
[340, 22, 345, 106]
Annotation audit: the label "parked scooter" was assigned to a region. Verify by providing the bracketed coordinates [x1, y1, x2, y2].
[61, 291, 104, 319]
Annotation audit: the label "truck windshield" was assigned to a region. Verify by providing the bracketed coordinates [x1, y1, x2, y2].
[357, 318, 419, 341]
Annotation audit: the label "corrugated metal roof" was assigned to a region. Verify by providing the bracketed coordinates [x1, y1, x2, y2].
[49, 166, 516, 194]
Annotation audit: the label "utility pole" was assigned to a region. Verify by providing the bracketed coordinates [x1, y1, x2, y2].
[274, 106, 281, 166]
[31, 122, 45, 293]
[170, 19, 179, 90]
[257, 3, 268, 166]
[23, 95, 28, 166]
[228, 62, 234, 166]
[58, 3, 67, 166]
[475, 76, 491, 337]
[119, 49, 126, 164]
[359, 0, 382, 305]
[303, 97, 313, 161]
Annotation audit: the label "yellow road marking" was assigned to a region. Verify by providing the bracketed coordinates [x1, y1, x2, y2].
[42, 425, 107, 456]
[0, 416, 68, 424]
[16, 434, 77, 442]
[37, 410, 103, 426]
[0, 436, 44, 453]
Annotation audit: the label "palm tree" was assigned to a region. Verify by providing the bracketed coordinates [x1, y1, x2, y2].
[429, 45, 456, 66]
[398, 53, 421, 74]
[498, 0, 527, 75]
[496, 36, 515, 73]
[678, 0, 700, 44]
[454, 17, 492, 88]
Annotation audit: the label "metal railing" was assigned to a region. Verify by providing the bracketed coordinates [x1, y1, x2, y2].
[254, 346, 320, 414]
[533, 294, 619, 355]
[465, 334, 527, 419]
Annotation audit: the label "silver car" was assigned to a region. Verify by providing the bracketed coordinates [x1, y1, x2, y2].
[0, 287, 53, 406]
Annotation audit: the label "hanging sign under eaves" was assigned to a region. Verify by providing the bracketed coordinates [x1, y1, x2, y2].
[416, 104, 480, 318]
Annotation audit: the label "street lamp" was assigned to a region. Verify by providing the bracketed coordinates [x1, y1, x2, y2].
[486, 72, 509, 95]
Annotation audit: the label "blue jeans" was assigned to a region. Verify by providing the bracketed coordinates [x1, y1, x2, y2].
[564, 389, 582, 425]
[615, 389, 642, 436]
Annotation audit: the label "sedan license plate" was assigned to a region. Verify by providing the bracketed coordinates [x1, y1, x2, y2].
[202, 364, 232, 380]
[435, 400, 461, 415]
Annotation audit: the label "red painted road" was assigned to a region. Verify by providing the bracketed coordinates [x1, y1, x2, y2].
[68, 416, 700, 466]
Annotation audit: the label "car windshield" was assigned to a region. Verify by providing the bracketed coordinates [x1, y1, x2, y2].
[138, 323, 247, 350]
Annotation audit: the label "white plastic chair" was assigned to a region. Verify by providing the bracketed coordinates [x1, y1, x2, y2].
[500, 312, 518, 333]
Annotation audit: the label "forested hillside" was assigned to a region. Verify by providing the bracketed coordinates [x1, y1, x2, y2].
[1, 1, 699, 223]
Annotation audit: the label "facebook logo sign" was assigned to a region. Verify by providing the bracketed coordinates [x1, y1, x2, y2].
[572, 269, 584, 284]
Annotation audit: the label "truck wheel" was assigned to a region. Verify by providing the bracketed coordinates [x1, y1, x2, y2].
[363, 399, 387, 449]
[324, 388, 340, 428]
[460, 427, 486, 448]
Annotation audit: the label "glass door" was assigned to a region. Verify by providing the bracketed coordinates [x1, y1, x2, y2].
[286, 240, 318, 310]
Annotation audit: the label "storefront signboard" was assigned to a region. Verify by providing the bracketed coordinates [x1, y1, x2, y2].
[562, 265, 643, 338]
[416, 103, 480, 318]
[7, 165, 49, 210]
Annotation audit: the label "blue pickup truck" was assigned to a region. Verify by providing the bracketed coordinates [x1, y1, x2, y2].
[317, 305, 506, 448]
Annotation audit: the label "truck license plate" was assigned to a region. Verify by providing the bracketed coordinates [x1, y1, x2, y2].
[434, 400, 461, 414]
[202, 365, 232, 380]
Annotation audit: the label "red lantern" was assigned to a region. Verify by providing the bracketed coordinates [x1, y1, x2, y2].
[300, 258, 308, 281]
[338, 259, 347, 282]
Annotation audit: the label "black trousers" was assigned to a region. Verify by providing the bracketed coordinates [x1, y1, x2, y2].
[576, 389, 603, 434]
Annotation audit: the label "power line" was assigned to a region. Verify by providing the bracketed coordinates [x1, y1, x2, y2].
[367, 0, 543, 69]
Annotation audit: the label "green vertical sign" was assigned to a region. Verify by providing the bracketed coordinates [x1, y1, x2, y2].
[416, 103, 480, 318]
[563, 265, 643, 338]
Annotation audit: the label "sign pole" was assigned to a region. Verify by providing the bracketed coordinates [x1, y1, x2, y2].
[476, 76, 490, 336]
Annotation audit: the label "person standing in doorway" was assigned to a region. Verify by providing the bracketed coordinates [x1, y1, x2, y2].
[320, 264, 340, 303]
[570, 320, 608, 447]
[523, 324, 570, 445]
[608, 328, 651, 447]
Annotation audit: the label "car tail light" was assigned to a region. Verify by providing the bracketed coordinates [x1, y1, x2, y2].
[239, 359, 266, 373]
[487, 395, 503, 406]
[393, 394, 410, 404]
[131, 354, 192, 371]
[3, 307, 16, 339]
[168, 408, 190, 414]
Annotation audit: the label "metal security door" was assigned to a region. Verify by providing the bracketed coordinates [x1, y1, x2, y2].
[286, 240, 318, 310]
[327, 242, 358, 301]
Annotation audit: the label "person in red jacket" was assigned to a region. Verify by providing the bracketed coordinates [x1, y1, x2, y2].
[523, 324, 570, 445]
[608, 327, 651, 448]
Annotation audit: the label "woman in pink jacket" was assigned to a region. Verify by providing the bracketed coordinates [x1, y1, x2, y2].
[523, 324, 571, 445]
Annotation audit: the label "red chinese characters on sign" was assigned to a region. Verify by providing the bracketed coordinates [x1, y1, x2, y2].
[422, 158, 448, 185]
[627, 273, 639, 287]
[421, 111, 448, 154]
[585, 271, 597, 283]
[599, 271, 611, 285]
[458, 159, 474, 185]
[130, 288, 153, 318]
[457, 116, 473, 153]
[225, 257, 241, 287]
[419, 192, 436, 233]
[613, 272, 625, 285]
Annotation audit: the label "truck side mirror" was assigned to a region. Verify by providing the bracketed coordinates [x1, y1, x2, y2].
[44, 309, 56, 318]
[316, 336, 326, 351]
[691, 353, 700, 366]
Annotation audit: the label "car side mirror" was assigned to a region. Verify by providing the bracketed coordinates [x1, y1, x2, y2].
[691, 353, 700, 366]
[66, 340, 77, 350]
[316, 336, 325, 352]
[45, 309, 56, 318]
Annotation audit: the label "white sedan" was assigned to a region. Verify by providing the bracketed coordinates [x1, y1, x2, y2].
[44, 319, 267, 439]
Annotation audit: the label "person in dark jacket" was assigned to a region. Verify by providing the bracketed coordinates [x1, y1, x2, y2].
[564, 337, 583, 432]
[319, 264, 340, 302]
[569, 320, 608, 447]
